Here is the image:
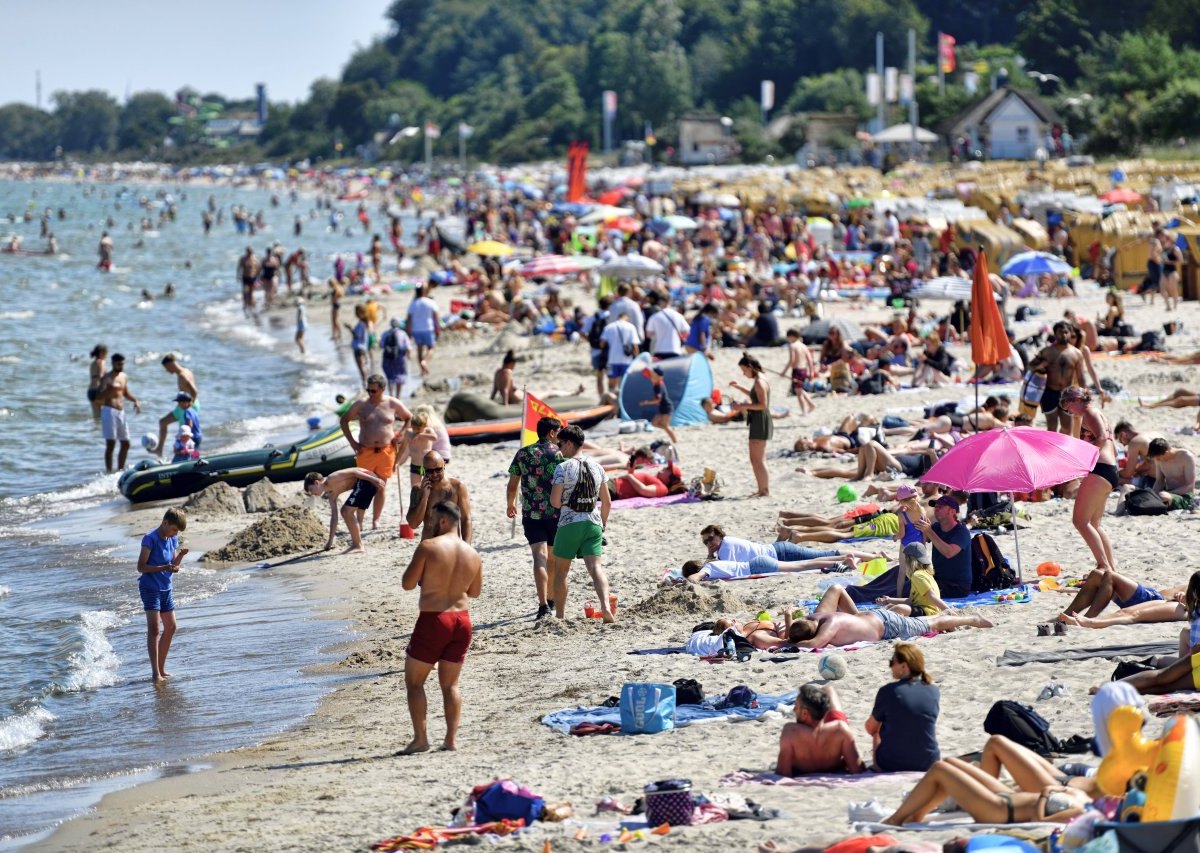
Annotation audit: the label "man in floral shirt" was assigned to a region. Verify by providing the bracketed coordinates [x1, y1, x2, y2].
[506, 417, 563, 619]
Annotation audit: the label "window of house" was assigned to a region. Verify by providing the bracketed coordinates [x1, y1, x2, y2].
[1016, 127, 1030, 143]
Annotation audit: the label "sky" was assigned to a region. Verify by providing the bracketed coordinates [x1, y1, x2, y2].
[0, 0, 394, 108]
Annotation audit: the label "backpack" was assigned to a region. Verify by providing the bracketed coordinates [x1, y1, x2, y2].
[1138, 330, 1165, 352]
[672, 678, 705, 705]
[983, 700, 1059, 755]
[971, 531, 1018, 592]
[381, 330, 405, 360]
[566, 458, 599, 513]
[1126, 488, 1170, 516]
[587, 311, 609, 350]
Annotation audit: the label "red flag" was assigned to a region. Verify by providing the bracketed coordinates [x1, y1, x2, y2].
[970, 250, 1012, 369]
[566, 141, 588, 202]
[939, 33, 957, 74]
[522, 393, 564, 447]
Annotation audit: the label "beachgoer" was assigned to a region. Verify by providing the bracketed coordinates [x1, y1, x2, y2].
[155, 354, 200, 457]
[97, 231, 113, 271]
[731, 353, 771, 496]
[1057, 566, 1166, 620]
[1114, 420, 1163, 493]
[786, 584, 992, 649]
[549, 425, 614, 621]
[584, 297, 612, 399]
[413, 404, 452, 465]
[380, 318, 411, 398]
[491, 350, 520, 405]
[88, 344, 107, 420]
[396, 410, 438, 490]
[295, 297, 308, 354]
[1061, 386, 1118, 571]
[685, 303, 719, 361]
[137, 507, 188, 683]
[1029, 321, 1084, 433]
[236, 246, 259, 315]
[397, 500, 482, 755]
[874, 542, 948, 617]
[339, 374, 412, 528]
[776, 683, 864, 776]
[406, 286, 440, 376]
[172, 424, 197, 462]
[913, 495, 972, 598]
[329, 277, 344, 343]
[507, 416, 563, 619]
[780, 328, 816, 415]
[641, 366, 679, 448]
[347, 305, 371, 388]
[680, 553, 853, 582]
[1147, 437, 1196, 509]
[260, 246, 280, 309]
[644, 297, 688, 359]
[406, 450, 472, 542]
[1137, 388, 1200, 423]
[1097, 576, 1200, 696]
[866, 642, 940, 771]
[776, 509, 900, 544]
[97, 353, 142, 472]
[701, 524, 839, 564]
[304, 468, 387, 553]
[600, 310, 642, 391]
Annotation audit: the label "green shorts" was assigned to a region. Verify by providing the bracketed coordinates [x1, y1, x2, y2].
[552, 520, 603, 560]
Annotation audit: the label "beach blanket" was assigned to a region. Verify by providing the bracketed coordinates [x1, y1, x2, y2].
[612, 493, 700, 511]
[800, 585, 1035, 610]
[996, 642, 1179, 667]
[720, 770, 923, 789]
[853, 812, 1058, 833]
[628, 647, 688, 655]
[1148, 692, 1200, 717]
[541, 691, 797, 734]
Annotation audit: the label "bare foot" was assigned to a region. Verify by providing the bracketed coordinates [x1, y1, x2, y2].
[371, 520, 380, 530]
[342, 544, 365, 555]
[439, 741, 456, 752]
[843, 554, 860, 572]
[600, 610, 617, 624]
[152, 674, 167, 684]
[1056, 613, 1081, 626]
[395, 739, 430, 756]
[753, 490, 770, 498]
[160, 671, 173, 678]
[862, 485, 881, 497]
[775, 522, 793, 541]
[1071, 614, 1100, 628]
[971, 616, 995, 628]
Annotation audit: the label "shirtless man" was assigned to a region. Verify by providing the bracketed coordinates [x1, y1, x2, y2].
[156, 354, 199, 457]
[398, 501, 482, 755]
[97, 353, 142, 472]
[776, 683, 864, 776]
[1029, 321, 1084, 433]
[786, 585, 992, 649]
[1114, 420, 1163, 492]
[97, 231, 113, 271]
[1147, 437, 1196, 509]
[236, 246, 259, 316]
[340, 374, 412, 529]
[406, 450, 472, 542]
[303, 468, 387, 553]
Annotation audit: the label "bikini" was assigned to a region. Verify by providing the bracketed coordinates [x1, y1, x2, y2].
[1082, 425, 1120, 490]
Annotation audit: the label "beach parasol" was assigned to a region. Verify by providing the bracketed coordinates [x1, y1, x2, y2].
[1000, 250, 1072, 277]
[467, 240, 515, 257]
[579, 206, 633, 224]
[596, 254, 663, 278]
[714, 193, 741, 207]
[521, 255, 583, 277]
[1099, 187, 1142, 204]
[605, 215, 644, 234]
[969, 249, 1012, 372]
[921, 427, 1099, 578]
[799, 316, 863, 345]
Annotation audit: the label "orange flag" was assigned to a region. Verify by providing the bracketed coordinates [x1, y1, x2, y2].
[969, 250, 1012, 369]
[521, 392, 564, 447]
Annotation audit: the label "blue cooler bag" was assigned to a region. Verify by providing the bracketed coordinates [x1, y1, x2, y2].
[620, 683, 676, 734]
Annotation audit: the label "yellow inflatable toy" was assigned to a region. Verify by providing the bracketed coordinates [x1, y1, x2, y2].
[1098, 707, 1200, 822]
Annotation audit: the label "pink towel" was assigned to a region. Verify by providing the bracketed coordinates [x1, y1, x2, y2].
[1148, 692, 1200, 717]
[611, 493, 700, 510]
[720, 770, 924, 789]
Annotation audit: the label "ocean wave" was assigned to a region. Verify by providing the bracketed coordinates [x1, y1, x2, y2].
[0, 472, 119, 520]
[0, 585, 10, 597]
[0, 706, 55, 752]
[0, 358, 18, 365]
[0, 310, 33, 320]
[59, 611, 122, 693]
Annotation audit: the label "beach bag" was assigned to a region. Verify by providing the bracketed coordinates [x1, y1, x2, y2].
[643, 779, 695, 826]
[1138, 331, 1165, 352]
[1021, 372, 1047, 406]
[620, 683, 676, 734]
[983, 700, 1059, 755]
[1126, 488, 1169, 516]
[971, 532, 1017, 592]
[587, 312, 608, 350]
[672, 678, 705, 706]
[472, 779, 545, 825]
[565, 459, 599, 513]
[714, 685, 758, 709]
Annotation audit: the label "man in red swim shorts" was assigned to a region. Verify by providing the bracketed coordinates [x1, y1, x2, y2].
[398, 500, 482, 755]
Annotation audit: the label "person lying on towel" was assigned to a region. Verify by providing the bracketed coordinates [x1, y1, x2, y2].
[680, 552, 865, 583]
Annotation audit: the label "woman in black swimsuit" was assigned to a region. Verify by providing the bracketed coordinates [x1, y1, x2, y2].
[1060, 386, 1119, 572]
[1161, 231, 1182, 312]
[730, 353, 771, 497]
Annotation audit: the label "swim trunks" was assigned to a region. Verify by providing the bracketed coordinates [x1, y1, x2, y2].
[1115, 583, 1163, 609]
[356, 444, 396, 479]
[872, 608, 932, 641]
[87, 388, 98, 402]
[343, 479, 378, 510]
[850, 512, 900, 539]
[1040, 387, 1063, 414]
[139, 586, 176, 612]
[521, 514, 559, 545]
[553, 519, 604, 560]
[413, 330, 436, 348]
[607, 362, 631, 380]
[406, 610, 473, 665]
[100, 405, 129, 442]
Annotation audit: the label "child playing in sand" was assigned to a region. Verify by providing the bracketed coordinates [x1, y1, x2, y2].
[873, 542, 949, 617]
[138, 507, 188, 683]
[304, 468, 387, 553]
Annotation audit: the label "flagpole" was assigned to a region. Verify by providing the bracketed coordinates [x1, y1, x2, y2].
[511, 384, 527, 538]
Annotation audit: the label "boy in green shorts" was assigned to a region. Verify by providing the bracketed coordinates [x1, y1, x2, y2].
[549, 426, 614, 622]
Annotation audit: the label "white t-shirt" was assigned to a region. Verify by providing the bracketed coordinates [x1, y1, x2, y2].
[407, 296, 439, 334]
[600, 319, 640, 367]
[610, 296, 645, 337]
[645, 308, 688, 356]
[702, 560, 753, 580]
[551, 455, 605, 527]
[716, 536, 772, 562]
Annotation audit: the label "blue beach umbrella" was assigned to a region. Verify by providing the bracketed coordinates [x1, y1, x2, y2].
[1001, 251, 1073, 277]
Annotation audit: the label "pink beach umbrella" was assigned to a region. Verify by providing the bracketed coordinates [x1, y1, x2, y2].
[921, 427, 1099, 579]
[521, 254, 582, 277]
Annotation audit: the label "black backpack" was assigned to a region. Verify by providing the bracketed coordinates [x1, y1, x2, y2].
[566, 458, 599, 513]
[381, 330, 405, 360]
[587, 311, 608, 350]
[983, 700, 1059, 755]
[971, 531, 1017, 592]
[1126, 488, 1170, 516]
[672, 678, 705, 705]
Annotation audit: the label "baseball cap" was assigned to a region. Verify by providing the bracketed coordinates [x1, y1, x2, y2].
[930, 495, 959, 510]
[174, 392, 193, 403]
[179, 425, 193, 436]
[903, 542, 933, 565]
[894, 484, 918, 500]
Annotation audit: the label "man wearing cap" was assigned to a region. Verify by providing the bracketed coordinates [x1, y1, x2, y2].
[156, 354, 200, 460]
[874, 542, 948, 617]
[97, 353, 142, 472]
[913, 496, 973, 598]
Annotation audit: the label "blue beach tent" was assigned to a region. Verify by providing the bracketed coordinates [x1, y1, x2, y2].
[618, 353, 714, 427]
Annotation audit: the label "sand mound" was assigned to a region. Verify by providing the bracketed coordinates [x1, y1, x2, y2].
[204, 505, 326, 564]
[242, 478, 290, 513]
[626, 583, 750, 619]
[184, 482, 245, 515]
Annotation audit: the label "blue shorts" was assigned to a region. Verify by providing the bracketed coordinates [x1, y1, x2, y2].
[607, 362, 630, 380]
[413, 330, 436, 348]
[140, 585, 176, 612]
[591, 352, 607, 371]
[1116, 584, 1163, 609]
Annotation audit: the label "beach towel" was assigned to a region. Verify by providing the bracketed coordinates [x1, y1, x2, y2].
[541, 691, 797, 734]
[1148, 692, 1200, 717]
[720, 770, 924, 789]
[611, 493, 700, 511]
[852, 812, 1059, 833]
[800, 585, 1035, 611]
[762, 641, 882, 659]
[995, 642, 1179, 667]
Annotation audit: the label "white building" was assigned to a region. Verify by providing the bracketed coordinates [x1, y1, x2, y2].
[942, 86, 1061, 161]
[677, 113, 738, 166]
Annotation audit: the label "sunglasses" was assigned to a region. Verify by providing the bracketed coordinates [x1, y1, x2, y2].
[702, 535, 717, 545]
[890, 657, 904, 665]
[424, 466, 445, 474]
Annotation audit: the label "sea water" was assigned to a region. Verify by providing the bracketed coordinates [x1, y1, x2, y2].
[0, 177, 416, 845]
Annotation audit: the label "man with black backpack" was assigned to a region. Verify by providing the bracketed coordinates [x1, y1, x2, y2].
[549, 425, 614, 622]
[584, 297, 612, 399]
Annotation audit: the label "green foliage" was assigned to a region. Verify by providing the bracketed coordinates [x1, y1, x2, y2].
[118, 92, 175, 153]
[783, 70, 870, 119]
[0, 104, 59, 159]
[52, 90, 120, 154]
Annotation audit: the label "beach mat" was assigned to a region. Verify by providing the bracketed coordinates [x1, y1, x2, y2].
[1148, 692, 1200, 717]
[853, 812, 1058, 833]
[541, 691, 797, 734]
[611, 493, 700, 511]
[996, 642, 1179, 667]
[628, 647, 688, 655]
[720, 770, 923, 789]
[801, 585, 1034, 610]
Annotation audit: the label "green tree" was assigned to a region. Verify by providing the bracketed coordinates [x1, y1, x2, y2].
[53, 90, 120, 153]
[1013, 0, 1093, 81]
[784, 70, 870, 119]
[118, 92, 175, 153]
[342, 39, 397, 88]
[0, 104, 58, 159]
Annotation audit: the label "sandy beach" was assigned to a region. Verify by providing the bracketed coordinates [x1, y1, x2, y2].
[36, 281, 1200, 851]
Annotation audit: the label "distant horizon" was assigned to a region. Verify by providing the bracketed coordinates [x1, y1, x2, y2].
[0, 0, 393, 108]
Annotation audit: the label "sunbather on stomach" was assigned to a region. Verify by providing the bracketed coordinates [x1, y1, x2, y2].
[786, 585, 993, 649]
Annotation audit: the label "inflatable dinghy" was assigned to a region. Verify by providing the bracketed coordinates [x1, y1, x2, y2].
[118, 424, 355, 503]
[443, 392, 614, 445]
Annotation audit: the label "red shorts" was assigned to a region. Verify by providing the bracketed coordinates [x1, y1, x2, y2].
[614, 471, 668, 500]
[823, 710, 849, 724]
[406, 610, 472, 665]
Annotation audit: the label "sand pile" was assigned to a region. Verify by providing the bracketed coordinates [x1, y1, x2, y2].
[242, 478, 290, 513]
[203, 505, 326, 563]
[184, 482, 245, 515]
[626, 583, 750, 619]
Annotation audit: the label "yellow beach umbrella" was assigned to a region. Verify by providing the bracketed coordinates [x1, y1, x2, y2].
[467, 240, 515, 257]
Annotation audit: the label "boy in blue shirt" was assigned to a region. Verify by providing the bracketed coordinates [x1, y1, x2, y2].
[138, 507, 188, 683]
